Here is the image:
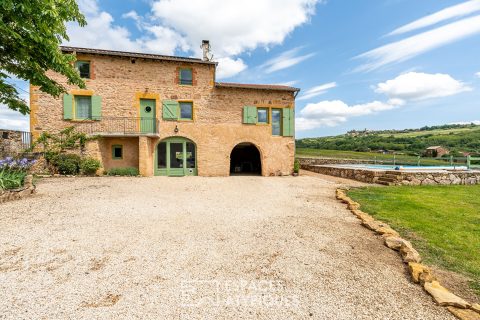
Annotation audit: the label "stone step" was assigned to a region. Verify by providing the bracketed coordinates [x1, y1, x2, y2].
[378, 177, 396, 183]
[376, 180, 392, 186]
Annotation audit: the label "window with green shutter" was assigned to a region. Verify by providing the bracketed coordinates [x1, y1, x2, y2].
[163, 100, 179, 120]
[179, 102, 193, 120]
[257, 108, 268, 124]
[75, 96, 92, 120]
[243, 106, 257, 124]
[282, 108, 294, 137]
[272, 108, 282, 136]
[91, 95, 102, 119]
[63, 94, 73, 120]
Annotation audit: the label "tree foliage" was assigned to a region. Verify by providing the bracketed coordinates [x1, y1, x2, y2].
[0, 0, 87, 114]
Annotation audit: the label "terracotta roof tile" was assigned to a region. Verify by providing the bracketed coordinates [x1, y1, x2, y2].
[215, 82, 300, 92]
[60, 46, 217, 65]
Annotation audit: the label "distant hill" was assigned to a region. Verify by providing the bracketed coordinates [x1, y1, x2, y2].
[296, 123, 480, 155]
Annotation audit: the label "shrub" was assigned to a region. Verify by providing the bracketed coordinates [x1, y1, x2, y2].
[80, 157, 101, 175]
[293, 158, 300, 174]
[52, 154, 81, 175]
[0, 169, 27, 190]
[106, 167, 139, 176]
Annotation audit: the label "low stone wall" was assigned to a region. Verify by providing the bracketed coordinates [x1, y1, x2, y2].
[303, 164, 383, 184]
[303, 164, 480, 186]
[0, 175, 36, 203]
[0, 129, 30, 157]
[298, 157, 375, 166]
[397, 171, 480, 186]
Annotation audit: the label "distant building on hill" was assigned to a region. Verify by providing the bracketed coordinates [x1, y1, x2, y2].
[425, 146, 449, 158]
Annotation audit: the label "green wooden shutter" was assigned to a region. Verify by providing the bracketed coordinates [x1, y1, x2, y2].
[162, 100, 179, 120]
[91, 95, 102, 120]
[282, 108, 294, 137]
[63, 94, 73, 120]
[243, 106, 257, 124]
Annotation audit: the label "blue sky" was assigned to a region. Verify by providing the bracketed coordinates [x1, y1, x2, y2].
[2, 0, 480, 138]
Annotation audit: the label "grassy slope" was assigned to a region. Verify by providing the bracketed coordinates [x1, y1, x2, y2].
[348, 185, 480, 294]
[297, 125, 480, 154]
[296, 148, 462, 166]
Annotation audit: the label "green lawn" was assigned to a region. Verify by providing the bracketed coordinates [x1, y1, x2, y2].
[296, 148, 465, 166]
[348, 185, 480, 295]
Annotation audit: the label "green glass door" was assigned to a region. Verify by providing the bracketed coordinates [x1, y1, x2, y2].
[155, 138, 197, 176]
[140, 99, 156, 133]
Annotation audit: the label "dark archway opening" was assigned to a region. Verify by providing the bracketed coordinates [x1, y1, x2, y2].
[230, 143, 262, 175]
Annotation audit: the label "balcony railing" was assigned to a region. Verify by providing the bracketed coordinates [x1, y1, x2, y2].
[73, 117, 159, 136]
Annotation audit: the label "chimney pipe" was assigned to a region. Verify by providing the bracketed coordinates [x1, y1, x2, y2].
[201, 40, 210, 61]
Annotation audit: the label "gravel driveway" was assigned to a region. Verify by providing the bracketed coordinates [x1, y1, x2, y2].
[0, 173, 454, 319]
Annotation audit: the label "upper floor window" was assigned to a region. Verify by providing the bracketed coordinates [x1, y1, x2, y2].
[75, 61, 91, 79]
[257, 108, 269, 124]
[271, 108, 282, 136]
[179, 68, 193, 85]
[179, 102, 193, 120]
[75, 95, 92, 119]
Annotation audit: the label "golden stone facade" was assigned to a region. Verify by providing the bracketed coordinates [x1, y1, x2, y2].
[30, 47, 298, 176]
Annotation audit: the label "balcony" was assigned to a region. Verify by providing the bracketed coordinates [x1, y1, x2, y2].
[73, 117, 159, 137]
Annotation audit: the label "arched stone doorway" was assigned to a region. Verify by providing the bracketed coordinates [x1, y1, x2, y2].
[155, 137, 197, 176]
[230, 142, 262, 175]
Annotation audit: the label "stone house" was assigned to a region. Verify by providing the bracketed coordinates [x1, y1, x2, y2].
[425, 146, 449, 158]
[30, 43, 299, 176]
[0, 129, 31, 157]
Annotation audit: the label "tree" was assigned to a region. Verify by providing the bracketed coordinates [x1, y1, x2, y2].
[0, 0, 87, 114]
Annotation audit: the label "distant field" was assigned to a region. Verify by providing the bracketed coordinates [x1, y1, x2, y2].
[377, 126, 480, 138]
[348, 185, 480, 297]
[296, 124, 480, 154]
[295, 148, 466, 166]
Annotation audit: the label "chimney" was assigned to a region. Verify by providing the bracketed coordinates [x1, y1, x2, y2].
[201, 40, 210, 61]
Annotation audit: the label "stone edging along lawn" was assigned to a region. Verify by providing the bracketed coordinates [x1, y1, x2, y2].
[0, 175, 36, 204]
[336, 188, 480, 320]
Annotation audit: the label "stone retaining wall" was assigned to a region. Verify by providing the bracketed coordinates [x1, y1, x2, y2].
[298, 157, 375, 166]
[302, 164, 480, 186]
[303, 164, 382, 184]
[0, 130, 28, 157]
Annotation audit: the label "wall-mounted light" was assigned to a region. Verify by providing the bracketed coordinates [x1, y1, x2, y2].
[174, 125, 179, 134]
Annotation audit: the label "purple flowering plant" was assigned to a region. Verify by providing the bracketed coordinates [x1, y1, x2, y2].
[0, 157, 36, 190]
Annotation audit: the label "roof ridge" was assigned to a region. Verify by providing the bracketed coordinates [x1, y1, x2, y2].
[60, 46, 217, 65]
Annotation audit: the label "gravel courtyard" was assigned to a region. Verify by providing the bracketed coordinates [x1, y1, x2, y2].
[0, 173, 454, 319]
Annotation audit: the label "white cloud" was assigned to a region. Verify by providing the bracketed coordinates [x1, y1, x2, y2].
[122, 10, 140, 22]
[66, 10, 141, 52]
[275, 80, 299, 87]
[388, 1, 480, 36]
[356, 15, 480, 72]
[216, 57, 247, 79]
[297, 82, 336, 101]
[375, 72, 472, 102]
[451, 120, 480, 125]
[0, 104, 29, 131]
[260, 47, 315, 73]
[66, 0, 321, 79]
[296, 72, 471, 131]
[296, 100, 396, 131]
[476, 71, 480, 78]
[151, 0, 320, 57]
